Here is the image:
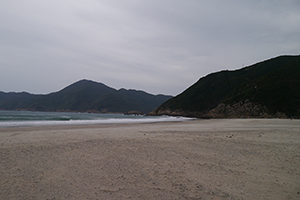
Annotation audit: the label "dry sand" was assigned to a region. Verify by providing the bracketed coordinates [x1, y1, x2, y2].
[0, 119, 300, 199]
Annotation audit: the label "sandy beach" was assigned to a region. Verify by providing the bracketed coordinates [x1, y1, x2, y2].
[0, 119, 299, 199]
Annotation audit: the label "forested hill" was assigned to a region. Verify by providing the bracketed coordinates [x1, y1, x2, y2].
[0, 80, 172, 114]
[149, 55, 300, 118]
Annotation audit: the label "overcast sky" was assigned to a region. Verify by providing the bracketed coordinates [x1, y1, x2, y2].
[1, 0, 299, 95]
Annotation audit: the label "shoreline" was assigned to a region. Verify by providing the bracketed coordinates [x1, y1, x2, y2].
[0, 120, 196, 132]
[0, 117, 296, 129]
[0, 111, 194, 128]
[1, 119, 300, 199]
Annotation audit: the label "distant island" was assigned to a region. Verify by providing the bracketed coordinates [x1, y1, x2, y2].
[149, 55, 300, 119]
[0, 80, 172, 114]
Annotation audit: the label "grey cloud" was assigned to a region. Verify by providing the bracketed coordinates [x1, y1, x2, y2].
[0, 0, 299, 95]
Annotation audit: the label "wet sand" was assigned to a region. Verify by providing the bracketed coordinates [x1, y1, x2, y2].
[1, 119, 300, 199]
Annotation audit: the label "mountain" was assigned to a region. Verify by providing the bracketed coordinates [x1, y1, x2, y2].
[149, 55, 300, 118]
[0, 80, 172, 114]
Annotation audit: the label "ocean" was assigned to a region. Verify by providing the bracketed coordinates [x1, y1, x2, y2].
[0, 110, 192, 127]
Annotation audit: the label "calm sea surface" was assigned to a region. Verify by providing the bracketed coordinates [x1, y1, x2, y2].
[0, 110, 192, 127]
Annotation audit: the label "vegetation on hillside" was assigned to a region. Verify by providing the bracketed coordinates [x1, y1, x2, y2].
[150, 55, 300, 118]
[0, 80, 172, 114]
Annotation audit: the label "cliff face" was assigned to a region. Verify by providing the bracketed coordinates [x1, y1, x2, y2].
[150, 55, 300, 118]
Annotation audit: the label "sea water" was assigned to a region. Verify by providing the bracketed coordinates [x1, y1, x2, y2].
[0, 110, 193, 127]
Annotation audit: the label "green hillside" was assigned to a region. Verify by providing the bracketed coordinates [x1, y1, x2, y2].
[150, 55, 300, 118]
[0, 80, 172, 114]
[225, 57, 300, 117]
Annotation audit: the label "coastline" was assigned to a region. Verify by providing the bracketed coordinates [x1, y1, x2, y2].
[0, 110, 193, 128]
[1, 119, 300, 199]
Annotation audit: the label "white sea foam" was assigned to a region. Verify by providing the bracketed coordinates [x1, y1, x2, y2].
[0, 116, 194, 127]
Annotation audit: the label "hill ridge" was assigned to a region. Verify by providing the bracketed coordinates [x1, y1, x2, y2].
[149, 55, 300, 118]
[0, 80, 172, 114]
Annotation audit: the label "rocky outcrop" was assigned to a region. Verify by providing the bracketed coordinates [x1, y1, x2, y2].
[206, 100, 288, 118]
[148, 108, 207, 118]
[149, 99, 289, 119]
[149, 108, 183, 116]
[124, 111, 145, 115]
